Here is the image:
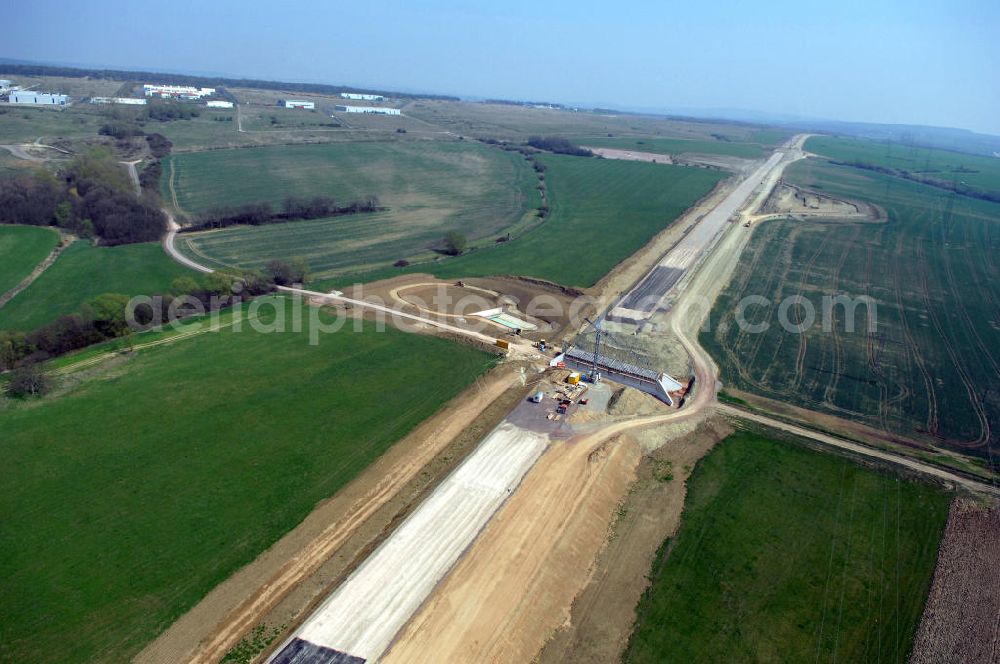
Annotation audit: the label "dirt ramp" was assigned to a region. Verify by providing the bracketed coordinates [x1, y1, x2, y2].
[380, 434, 642, 664]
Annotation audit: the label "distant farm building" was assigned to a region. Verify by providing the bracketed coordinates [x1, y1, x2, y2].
[9, 91, 69, 105]
[90, 96, 147, 105]
[341, 92, 385, 101]
[334, 105, 401, 116]
[280, 100, 315, 109]
[143, 84, 216, 99]
[206, 100, 234, 108]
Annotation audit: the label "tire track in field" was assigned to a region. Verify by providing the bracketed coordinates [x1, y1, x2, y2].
[742, 225, 796, 390]
[915, 239, 991, 448]
[727, 224, 782, 390]
[863, 241, 910, 433]
[862, 246, 890, 431]
[167, 157, 183, 214]
[822, 225, 860, 407]
[942, 242, 1000, 382]
[892, 232, 938, 436]
[0, 235, 72, 310]
[791, 229, 832, 391]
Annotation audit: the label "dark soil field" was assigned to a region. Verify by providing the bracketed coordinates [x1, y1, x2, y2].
[624, 431, 951, 664]
[702, 159, 1000, 462]
[909, 498, 1000, 664]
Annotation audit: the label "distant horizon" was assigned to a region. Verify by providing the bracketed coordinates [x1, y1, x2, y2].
[6, 0, 998, 137]
[5, 55, 1000, 143]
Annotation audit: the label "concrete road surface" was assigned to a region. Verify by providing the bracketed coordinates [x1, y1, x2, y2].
[267, 421, 549, 663]
[610, 149, 787, 322]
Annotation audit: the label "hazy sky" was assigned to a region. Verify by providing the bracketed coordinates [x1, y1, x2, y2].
[7, 0, 999, 134]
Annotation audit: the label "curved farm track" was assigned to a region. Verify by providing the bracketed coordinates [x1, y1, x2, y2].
[0, 235, 73, 310]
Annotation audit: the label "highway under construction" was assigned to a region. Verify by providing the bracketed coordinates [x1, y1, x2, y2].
[263, 136, 809, 664]
[178, 133, 996, 664]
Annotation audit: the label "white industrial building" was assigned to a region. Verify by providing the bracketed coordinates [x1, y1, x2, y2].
[143, 84, 216, 99]
[280, 100, 315, 109]
[341, 92, 385, 101]
[334, 105, 401, 116]
[90, 96, 147, 105]
[0, 80, 12, 92]
[9, 91, 69, 105]
[206, 100, 234, 108]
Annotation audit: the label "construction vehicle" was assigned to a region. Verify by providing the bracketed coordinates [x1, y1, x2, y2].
[537, 338, 547, 351]
[567, 372, 581, 385]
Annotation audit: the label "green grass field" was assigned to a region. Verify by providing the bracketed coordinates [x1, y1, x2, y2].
[624, 431, 950, 664]
[0, 105, 106, 144]
[749, 129, 793, 146]
[0, 225, 59, 295]
[702, 159, 1000, 460]
[333, 154, 725, 288]
[403, 99, 766, 143]
[167, 141, 539, 276]
[0, 240, 193, 331]
[806, 135, 1000, 199]
[0, 297, 494, 663]
[577, 136, 766, 159]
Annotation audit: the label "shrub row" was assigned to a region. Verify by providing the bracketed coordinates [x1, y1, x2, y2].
[181, 196, 383, 231]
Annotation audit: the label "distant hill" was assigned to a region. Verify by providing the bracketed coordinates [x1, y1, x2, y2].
[789, 120, 1000, 157]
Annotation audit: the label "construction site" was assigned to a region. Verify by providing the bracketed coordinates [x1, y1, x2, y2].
[216, 136, 813, 664]
[4, 5, 999, 658]
[20, 118, 988, 664]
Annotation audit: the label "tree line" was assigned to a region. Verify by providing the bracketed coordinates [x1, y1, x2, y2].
[99, 105, 201, 140]
[180, 195, 383, 231]
[138, 133, 172, 195]
[830, 159, 1000, 204]
[0, 149, 167, 245]
[0, 254, 317, 398]
[526, 136, 593, 157]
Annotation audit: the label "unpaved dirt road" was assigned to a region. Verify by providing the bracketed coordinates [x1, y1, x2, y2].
[0, 138, 70, 162]
[718, 404, 999, 495]
[162, 212, 215, 274]
[278, 286, 541, 359]
[0, 143, 47, 161]
[122, 159, 142, 196]
[0, 234, 71, 310]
